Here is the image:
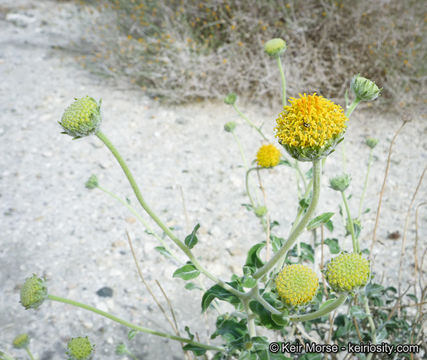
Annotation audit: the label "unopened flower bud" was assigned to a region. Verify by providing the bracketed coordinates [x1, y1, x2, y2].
[254, 206, 267, 217]
[350, 75, 381, 101]
[224, 93, 237, 105]
[13, 334, 29, 349]
[20, 274, 48, 310]
[85, 175, 99, 190]
[264, 38, 287, 57]
[329, 174, 351, 192]
[366, 137, 378, 149]
[66, 337, 94, 360]
[224, 121, 236, 132]
[59, 96, 102, 139]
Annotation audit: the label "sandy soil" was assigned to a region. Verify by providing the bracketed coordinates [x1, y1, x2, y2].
[0, 1, 426, 359]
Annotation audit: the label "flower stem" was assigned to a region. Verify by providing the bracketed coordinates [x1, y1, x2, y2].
[345, 97, 361, 118]
[242, 299, 256, 337]
[231, 130, 249, 169]
[363, 295, 376, 344]
[96, 185, 181, 264]
[95, 131, 244, 298]
[276, 56, 287, 107]
[253, 160, 321, 280]
[24, 347, 35, 360]
[358, 149, 373, 218]
[232, 104, 269, 142]
[47, 295, 224, 352]
[245, 167, 259, 209]
[341, 191, 359, 253]
[290, 294, 347, 322]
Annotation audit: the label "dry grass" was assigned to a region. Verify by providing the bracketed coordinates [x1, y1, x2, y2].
[74, 0, 426, 107]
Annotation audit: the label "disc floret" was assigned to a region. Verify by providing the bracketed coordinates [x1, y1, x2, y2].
[275, 264, 319, 307]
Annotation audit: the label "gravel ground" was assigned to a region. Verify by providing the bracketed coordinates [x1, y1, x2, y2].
[0, 1, 426, 359]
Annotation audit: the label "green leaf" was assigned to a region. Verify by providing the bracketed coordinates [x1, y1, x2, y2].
[201, 284, 240, 312]
[375, 327, 388, 343]
[182, 344, 207, 356]
[299, 198, 310, 210]
[279, 159, 292, 167]
[324, 219, 334, 232]
[271, 313, 289, 327]
[307, 212, 335, 230]
[184, 282, 202, 291]
[324, 238, 340, 254]
[365, 283, 384, 298]
[318, 298, 338, 312]
[249, 301, 283, 330]
[242, 275, 257, 288]
[407, 293, 417, 302]
[350, 305, 367, 319]
[245, 243, 265, 268]
[154, 246, 172, 258]
[128, 329, 137, 340]
[173, 263, 200, 280]
[185, 224, 200, 249]
[184, 326, 194, 340]
[270, 235, 284, 252]
[211, 315, 247, 342]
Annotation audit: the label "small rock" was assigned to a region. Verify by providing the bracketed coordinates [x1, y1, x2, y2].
[175, 117, 188, 125]
[96, 286, 113, 297]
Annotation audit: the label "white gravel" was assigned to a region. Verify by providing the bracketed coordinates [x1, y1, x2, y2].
[0, 1, 426, 359]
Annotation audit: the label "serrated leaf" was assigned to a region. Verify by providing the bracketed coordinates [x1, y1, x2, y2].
[307, 212, 335, 230]
[173, 263, 200, 280]
[182, 344, 207, 356]
[201, 284, 240, 312]
[184, 282, 202, 291]
[324, 238, 340, 254]
[185, 223, 200, 249]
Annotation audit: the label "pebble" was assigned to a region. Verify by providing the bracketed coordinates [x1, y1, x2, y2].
[96, 286, 113, 297]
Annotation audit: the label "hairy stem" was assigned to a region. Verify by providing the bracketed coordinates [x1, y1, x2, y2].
[48, 295, 224, 352]
[276, 56, 287, 107]
[25, 347, 35, 360]
[232, 104, 269, 142]
[358, 148, 373, 218]
[96, 131, 244, 298]
[253, 160, 321, 280]
[290, 294, 347, 322]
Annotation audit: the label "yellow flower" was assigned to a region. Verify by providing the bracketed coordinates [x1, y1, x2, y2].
[275, 93, 348, 161]
[256, 144, 281, 168]
[276, 264, 319, 306]
[326, 253, 370, 293]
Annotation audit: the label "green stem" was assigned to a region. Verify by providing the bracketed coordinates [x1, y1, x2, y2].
[24, 347, 35, 360]
[231, 130, 249, 169]
[294, 161, 307, 192]
[290, 294, 347, 322]
[363, 295, 376, 344]
[95, 131, 244, 298]
[341, 191, 359, 253]
[276, 56, 287, 107]
[253, 292, 281, 315]
[232, 104, 269, 142]
[96, 185, 181, 264]
[242, 299, 256, 337]
[358, 149, 373, 218]
[345, 97, 361, 118]
[245, 167, 259, 209]
[253, 160, 321, 280]
[48, 295, 224, 352]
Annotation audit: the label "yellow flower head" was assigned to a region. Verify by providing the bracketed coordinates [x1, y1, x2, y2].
[256, 144, 281, 168]
[275, 93, 348, 161]
[326, 253, 370, 293]
[275, 264, 319, 307]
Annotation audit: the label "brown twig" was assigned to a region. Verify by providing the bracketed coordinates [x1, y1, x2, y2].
[370, 120, 408, 261]
[398, 166, 426, 309]
[414, 202, 427, 280]
[352, 317, 363, 342]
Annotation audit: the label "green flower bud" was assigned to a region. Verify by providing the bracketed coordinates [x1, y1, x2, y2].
[326, 253, 370, 293]
[12, 334, 29, 349]
[20, 274, 48, 310]
[66, 337, 94, 360]
[115, 344, 127, 355]
[254, 206, 267, 217]
[275, 264, 319, 307]
[59, 96, 102, 139]
[329, 174, 351, 192]
[264, 38, 287, 57]
[85, 175, 99, 190]
[366, 137, 378, 149]
[224, 93, 237, 105]
[224, 121, 236, 133]
[350, 75, 381, 101]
